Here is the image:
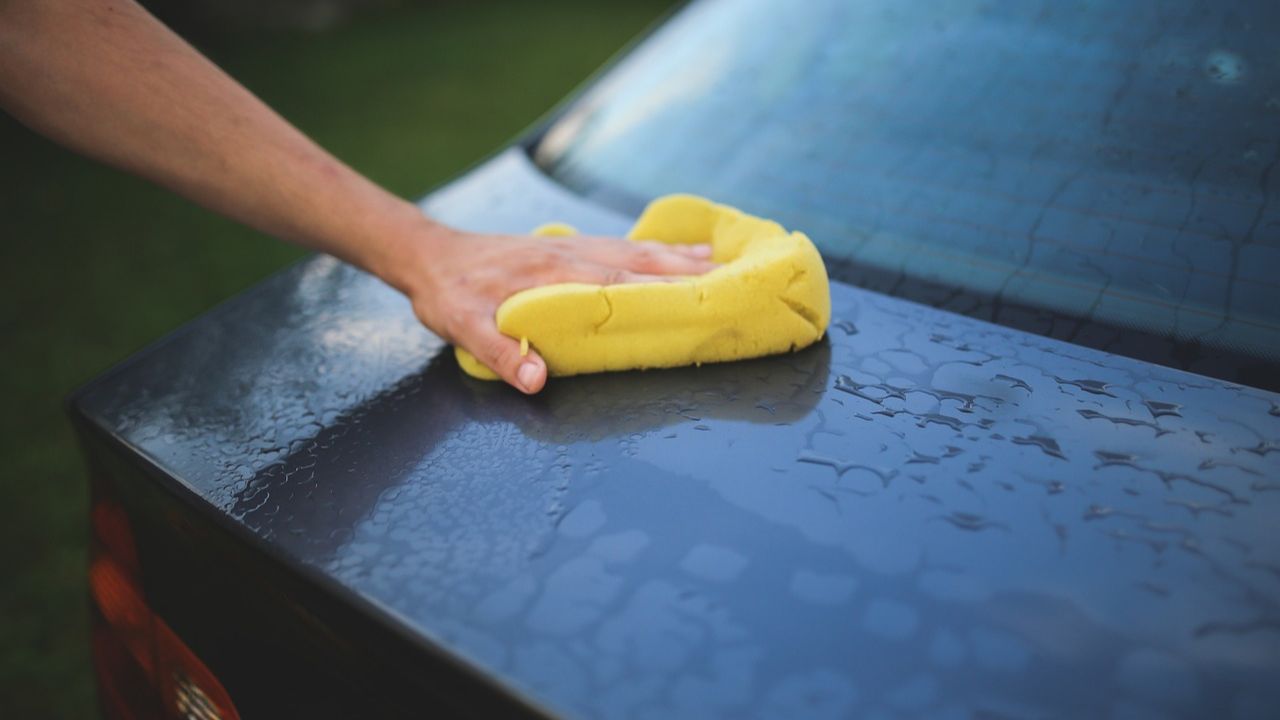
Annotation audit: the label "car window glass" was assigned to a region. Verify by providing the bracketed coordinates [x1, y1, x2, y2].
[537, 0, 1280, 379]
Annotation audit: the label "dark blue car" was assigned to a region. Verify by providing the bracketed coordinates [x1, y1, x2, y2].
[72, 0, 1280, 717]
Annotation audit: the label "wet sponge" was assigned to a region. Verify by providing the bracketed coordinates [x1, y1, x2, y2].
[455, 194, 830, 380]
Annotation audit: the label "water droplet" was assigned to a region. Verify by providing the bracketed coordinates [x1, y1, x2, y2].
[1084, 505, 1114, 521]
[1094, 449, 1137, 467]
[833, 320, 859, 336]
[797, 451, 896, 486]
[1166, 497, 1232, 518]
[1012, 434, 1066, 460]
[1142, 400, 1182, 419]
[1198, 458, 1261, 476]
[1052, 376, 1116, 397]
[993, 374, 1032, 393]
[1204, 50, 1246, 84]
[940, 512, 1006, 532]
[919, 413, 965, 431]
[1235, 440, 1279, 456]
[1078, 409, 1170, 436]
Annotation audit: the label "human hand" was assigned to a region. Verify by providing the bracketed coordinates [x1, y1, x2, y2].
[393, 224, 716, 394]
[0, 0, 717, 397]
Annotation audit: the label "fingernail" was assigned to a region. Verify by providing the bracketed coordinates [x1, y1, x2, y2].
[517, 361, 540, 391]
[689, 244, 713, 257]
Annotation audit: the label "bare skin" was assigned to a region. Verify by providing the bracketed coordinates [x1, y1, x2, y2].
[0, 0, 714, 393]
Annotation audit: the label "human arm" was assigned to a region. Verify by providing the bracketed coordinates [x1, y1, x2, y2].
[0, 0, 713, 393]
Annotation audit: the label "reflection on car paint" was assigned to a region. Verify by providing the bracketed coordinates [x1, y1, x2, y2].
[76, 149, 1280, 718]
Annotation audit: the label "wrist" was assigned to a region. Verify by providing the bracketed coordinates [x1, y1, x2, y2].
[361, 202, 460, 300]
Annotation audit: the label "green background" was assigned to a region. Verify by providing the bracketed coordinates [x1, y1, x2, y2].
[0, 1, 674, 715]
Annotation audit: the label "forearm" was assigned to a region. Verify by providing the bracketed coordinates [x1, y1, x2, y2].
[0, 0, 716, 393]
[0, 0, 432, 290]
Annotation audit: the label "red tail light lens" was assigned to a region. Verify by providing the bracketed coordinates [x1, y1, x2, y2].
[89, 491, 241, 720]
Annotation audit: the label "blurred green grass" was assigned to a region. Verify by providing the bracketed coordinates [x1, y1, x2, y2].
[0, 1, 674, 715]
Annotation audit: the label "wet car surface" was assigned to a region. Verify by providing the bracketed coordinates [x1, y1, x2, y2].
[72, 0, 1280, 718]
[75, 148, 1280, 717]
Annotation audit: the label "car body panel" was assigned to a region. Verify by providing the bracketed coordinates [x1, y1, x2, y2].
[72, 147, 1280, 718]
[534, 0, 1280, 392]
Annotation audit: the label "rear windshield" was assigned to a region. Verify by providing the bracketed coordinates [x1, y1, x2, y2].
[536, 0, 1280, 387]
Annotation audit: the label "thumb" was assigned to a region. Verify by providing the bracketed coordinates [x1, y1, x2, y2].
[457, 319, 547, 394]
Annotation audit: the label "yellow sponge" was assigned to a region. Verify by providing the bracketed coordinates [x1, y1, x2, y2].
[455, 194, 831, 380]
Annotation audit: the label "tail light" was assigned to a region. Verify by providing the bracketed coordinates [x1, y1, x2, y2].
[89, 482, 241, 720]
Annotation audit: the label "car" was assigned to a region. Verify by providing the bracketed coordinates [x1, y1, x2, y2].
[69, 0, 1280, 717]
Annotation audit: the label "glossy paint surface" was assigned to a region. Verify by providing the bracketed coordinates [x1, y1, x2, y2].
[539, 0, 1280, 389]
[75, 149, 1280, 718]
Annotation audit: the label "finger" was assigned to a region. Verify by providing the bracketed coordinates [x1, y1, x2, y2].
[625, 238, 713, 259]
[628, 241, 719, 274]
[589, 266, 683, 286]
[662, 242, 714, 259]
[455, 315, 547, 394]
[568, 238, 721, 278]
[524, 259, 679, 288]
[570, 237, 718, 276]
